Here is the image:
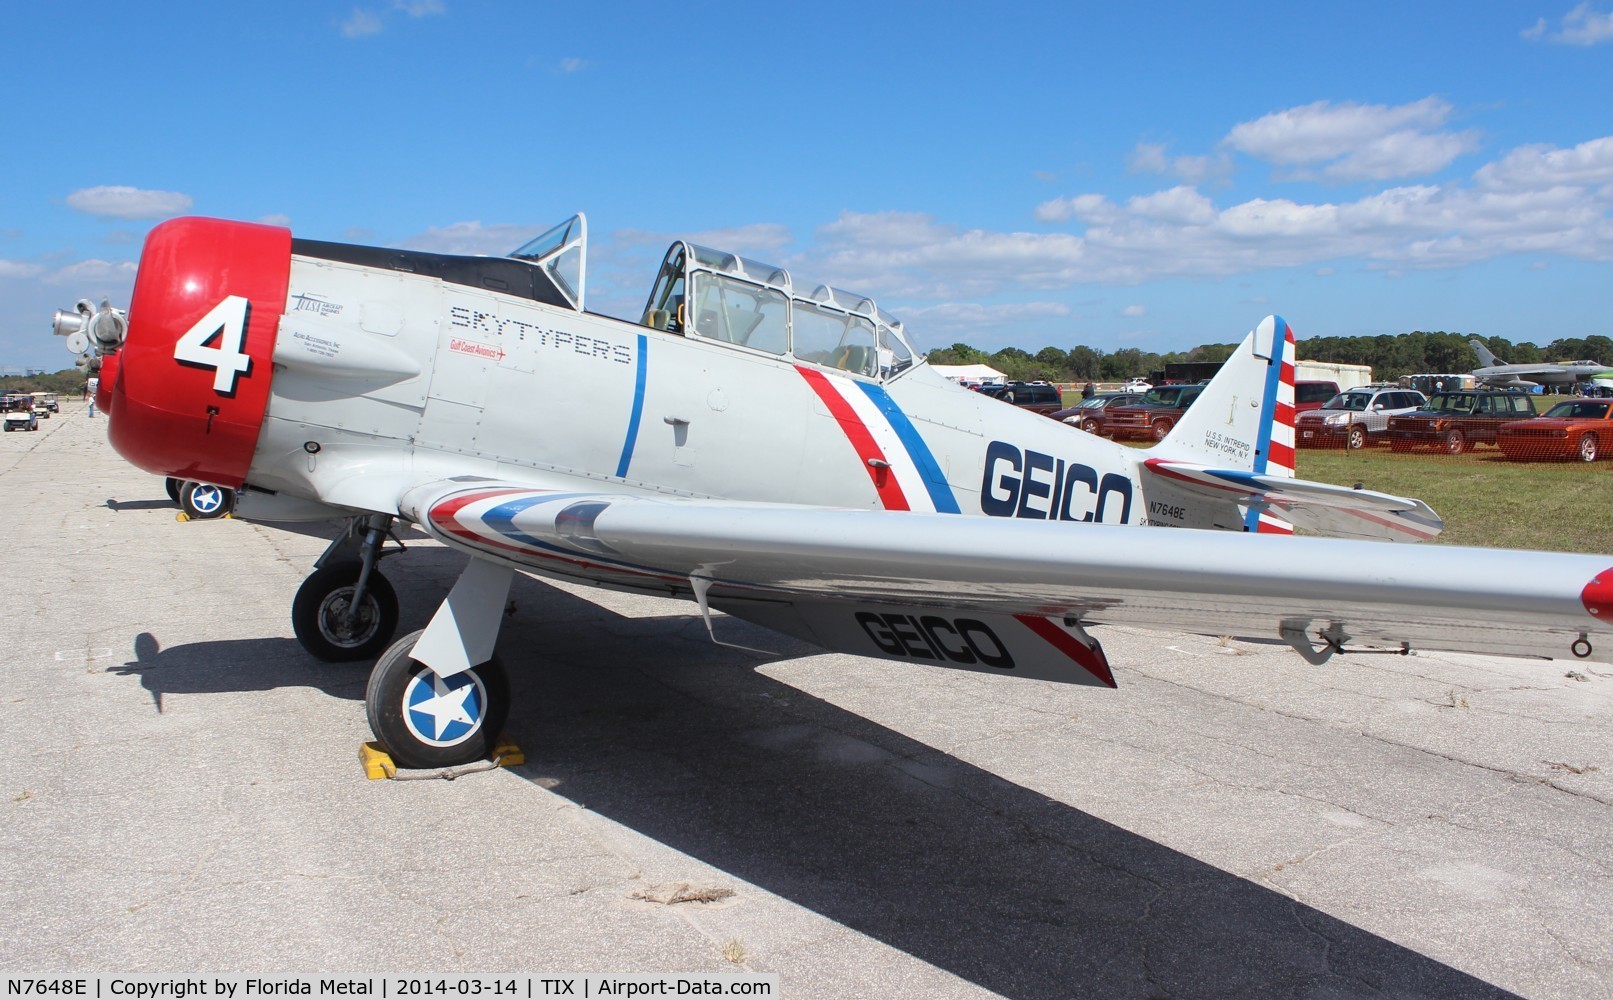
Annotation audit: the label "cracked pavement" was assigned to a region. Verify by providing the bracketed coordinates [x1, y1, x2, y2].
[2, 402, 1610, 997]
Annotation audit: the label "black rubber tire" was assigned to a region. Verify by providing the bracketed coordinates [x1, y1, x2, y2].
[165, 477, 182, 505]
[291, 561, 400, 663]
[1579, 433, 1599, 463]
[1442, 430, 1468, 455]
[1081, 418, 1101, 435]
[1151, 418, 1174, 442]
[180, 481, 233, 519]
[365, 629, 510, 770]
[1347, 425, 1367, 450]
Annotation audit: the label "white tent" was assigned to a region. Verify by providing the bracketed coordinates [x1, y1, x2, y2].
[929, 363, 1007, 383]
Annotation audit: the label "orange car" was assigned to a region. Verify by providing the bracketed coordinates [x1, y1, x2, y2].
[1497, 398, 1613, 462]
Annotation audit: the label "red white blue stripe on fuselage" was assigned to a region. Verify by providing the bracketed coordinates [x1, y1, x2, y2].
[795, 366, 961, 514]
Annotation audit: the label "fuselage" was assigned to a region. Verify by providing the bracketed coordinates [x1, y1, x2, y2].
[248, 244, 1154, 527]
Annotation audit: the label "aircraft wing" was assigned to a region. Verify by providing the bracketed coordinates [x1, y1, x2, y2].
[397, 481, 1613, 684]
[1142, 459, 1444, 541]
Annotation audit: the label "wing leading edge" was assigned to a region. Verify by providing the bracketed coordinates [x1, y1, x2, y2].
[401, 482, 1613, 677]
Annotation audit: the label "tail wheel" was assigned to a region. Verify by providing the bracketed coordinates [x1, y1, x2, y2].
[1579, 433, 1599, 463]
[366, 629, 510, 770]
[180, 481, 233, 519]
[291, 561, 400, 662]
[1151, 418, 1174, 441]
[1346, 425, 1367, 450]
[1442, 429, 1468, 455]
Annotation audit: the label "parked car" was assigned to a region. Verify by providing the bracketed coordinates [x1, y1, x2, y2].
[981, 381, 1065, 416]
[1294, 380, 1341, 414]
[1121, 378, 1152, 393]
[1102, 383, 1207, 441]
[1497, 399, 1613, 462]
[1051, 392, 1145, 435]
[1296, 385, 1427, 450]
[1387, 390, 1539, 453]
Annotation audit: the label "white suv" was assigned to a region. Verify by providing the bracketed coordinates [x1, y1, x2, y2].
[1297, 385, 1427, 450]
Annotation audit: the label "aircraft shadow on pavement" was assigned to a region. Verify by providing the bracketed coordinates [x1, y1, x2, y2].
[494, 580, 1520, 1000]
[109, 566, 1517, 998]
[104, 498, 176, 512]
[107, 632, 371, 711]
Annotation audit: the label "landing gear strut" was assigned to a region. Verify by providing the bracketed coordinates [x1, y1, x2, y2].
[292, 514, 401, 662]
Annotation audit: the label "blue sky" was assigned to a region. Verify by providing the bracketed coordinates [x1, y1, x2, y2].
[2, 1, 1610, 371]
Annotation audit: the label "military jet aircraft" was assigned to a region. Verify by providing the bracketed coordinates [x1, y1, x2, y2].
[1469, 339, 1613, 390]
[78, 214, 1613, 769]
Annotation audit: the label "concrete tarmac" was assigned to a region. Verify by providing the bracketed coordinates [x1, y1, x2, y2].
[2, 401, 1610, 998]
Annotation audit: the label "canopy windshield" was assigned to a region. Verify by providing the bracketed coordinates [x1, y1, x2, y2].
[509, 214, 587, 311]
[639, 240, 918, 381]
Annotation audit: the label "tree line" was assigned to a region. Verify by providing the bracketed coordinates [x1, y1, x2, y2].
[928, 331, 1613, 384]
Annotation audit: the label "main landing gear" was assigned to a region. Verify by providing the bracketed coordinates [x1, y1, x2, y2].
[365, 629, 510, 770]
[294, 521, 517, 769]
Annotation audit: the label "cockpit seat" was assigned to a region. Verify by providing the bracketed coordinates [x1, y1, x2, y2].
[836, 344, 873, 375]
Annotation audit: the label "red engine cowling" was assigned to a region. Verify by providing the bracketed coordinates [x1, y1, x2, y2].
[109, 217, 291, 488]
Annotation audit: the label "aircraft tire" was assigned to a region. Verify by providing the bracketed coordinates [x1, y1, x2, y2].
[180, 481, 234, 519]
[165, 477, 182, 505]
[292, 561, 400, 663]
[1347, 426, 1367, 450]
[366, 629, 510, 770]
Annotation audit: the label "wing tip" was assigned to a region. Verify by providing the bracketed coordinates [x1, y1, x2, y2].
[1582, 569, 1613, 621]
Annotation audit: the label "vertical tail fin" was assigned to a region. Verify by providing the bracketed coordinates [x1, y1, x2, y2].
[1147, 315, 1296, 533]
[1470, 339, 1503, 368]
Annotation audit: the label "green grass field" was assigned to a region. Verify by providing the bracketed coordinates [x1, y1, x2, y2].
[1296, 447, 1613, 553]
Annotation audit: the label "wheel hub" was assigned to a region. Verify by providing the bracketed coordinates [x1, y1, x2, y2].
[402, 668, 488, 747]
[319, 589, 377, 646]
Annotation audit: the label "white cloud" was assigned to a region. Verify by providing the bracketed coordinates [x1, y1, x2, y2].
[1127, 186, 1217, 226]
[1034, 193, 1119, 225]
[1524, 3, 1613, 44]
[1473, 135, 1613, 190]
[1122, 305, 1146, 317]
[342, 2, 443, 38]
[65, 185, 192, 220]
[401, 221, 543, 255]
[0, 260, 45, 280]
[41, 259, 138, 286]
[1226, 98, 1477, 181]
[559, 57, 588, 74]
[257, 213, 293, 228]
[903, 133, 1613, 291]
[1127, 141, 1232, 184]
[341, 8, 384, 37]
[898, 301, 1072, 339]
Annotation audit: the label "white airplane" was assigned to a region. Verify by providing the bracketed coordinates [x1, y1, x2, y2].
[82, 214, 1613, 769]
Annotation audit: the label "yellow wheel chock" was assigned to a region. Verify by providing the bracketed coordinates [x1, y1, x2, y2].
[360, 736, 524, 781]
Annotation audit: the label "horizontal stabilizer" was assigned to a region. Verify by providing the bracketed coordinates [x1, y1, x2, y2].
[1142, 458, 1443, 542]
